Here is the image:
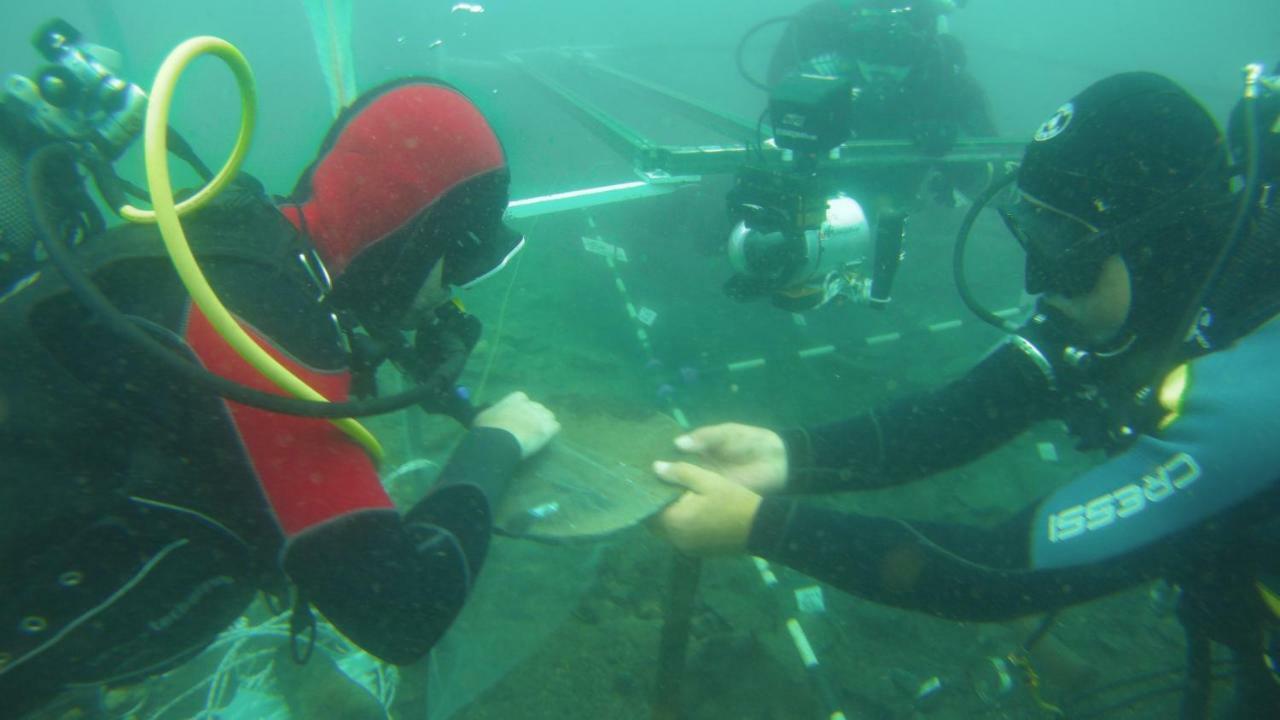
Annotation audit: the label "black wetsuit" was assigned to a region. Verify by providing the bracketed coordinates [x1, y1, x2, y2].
[768, 0, 998, 201]
[769, 1, 996, 140]
[748, 314, 1280, 713]
[0, 174, 518, 717]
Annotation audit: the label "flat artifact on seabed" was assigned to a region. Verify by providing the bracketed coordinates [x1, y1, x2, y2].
[493, 394, 684, 542]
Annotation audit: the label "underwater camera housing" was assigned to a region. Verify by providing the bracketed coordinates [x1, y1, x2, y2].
[723, 71, 905, 312]
[725, 165, 897, 310]
[3, 18, 147, 160]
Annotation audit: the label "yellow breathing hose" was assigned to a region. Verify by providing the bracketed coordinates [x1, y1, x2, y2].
[122, 36, 382, 460]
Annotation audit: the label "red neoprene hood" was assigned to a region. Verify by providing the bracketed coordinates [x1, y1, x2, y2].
[280, 80, 508, 278]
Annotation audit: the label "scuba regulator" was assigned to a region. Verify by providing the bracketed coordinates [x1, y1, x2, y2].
[4, 19, 147, 162]
[346, 299, 484, 426]
[1, 19, 150, 297]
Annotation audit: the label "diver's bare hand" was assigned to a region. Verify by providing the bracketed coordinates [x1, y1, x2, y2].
[673, 423, 788, 494]
[650, 461, 762, 556]
[474, 391, 560, 459]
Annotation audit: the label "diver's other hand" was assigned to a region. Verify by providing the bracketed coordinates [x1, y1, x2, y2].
[473, 391, 560, 459]
[651, 461, 761, 556]
[673, 423, 787, 494]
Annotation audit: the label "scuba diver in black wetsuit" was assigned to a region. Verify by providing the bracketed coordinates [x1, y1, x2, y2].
[765, 0, 995, 153]
[0, 21, 558, 719]
[655, 68, 1280, 718]
[725, 0, 997, 313]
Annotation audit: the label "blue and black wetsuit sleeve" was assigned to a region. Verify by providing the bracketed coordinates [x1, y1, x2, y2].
[747, 483, 1280, 621]
[747, 499, 1158, 620]
[781, 341, 1054, 493]
[749, 318, 1280, 619]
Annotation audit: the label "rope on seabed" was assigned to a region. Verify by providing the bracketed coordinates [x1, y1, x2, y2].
[476, 229, 528, 400]
[383, 457, 443, 486]
[142, 610, 398, 719]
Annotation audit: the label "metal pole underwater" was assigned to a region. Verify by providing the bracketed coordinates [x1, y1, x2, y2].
[579, 214, 850, 719]
[652, 554, 703, 720]
[575, 213, 700, 720]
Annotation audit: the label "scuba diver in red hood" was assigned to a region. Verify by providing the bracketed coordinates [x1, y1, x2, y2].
[0, 69, 557, 717]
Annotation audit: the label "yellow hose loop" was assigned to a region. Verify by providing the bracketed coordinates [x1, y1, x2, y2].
[119, 37, 253, 224]
[128, 36, 381, 460]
